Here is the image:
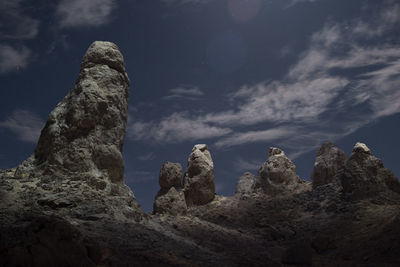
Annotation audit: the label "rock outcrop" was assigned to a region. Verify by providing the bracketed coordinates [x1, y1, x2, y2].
[235, 172, 255, 196]
[339, 142, 400, 199]
[153, 162, 187, 215]
[159, 161, 183, 189]
[34, 41, 130, 183]
[311, 142, 346, 188]
[183, 144, 215, 206]
[1, 41, 142, 222]
[254, 147, 304, 195]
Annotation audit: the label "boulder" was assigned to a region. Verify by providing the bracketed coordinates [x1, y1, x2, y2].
[235, 172, 255, 196]
[159, 162, 183, 189]
[255, 147, 303, 195]
[34, 41, 130, 183]
[339, 142, 400, 199]
[183, 144, 215, 206]
[311, 142, 346, 188]
[153, 187, 187, 215]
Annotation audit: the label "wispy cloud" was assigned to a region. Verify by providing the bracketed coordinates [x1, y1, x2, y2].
[56, 0, 116, 28]
[128, 112, 232, 143]
[0, 109, 44, 143]
[0, 0, 40, 40]
[235, 158, 260, 172]
[129, 2, 400, 158]
[163, 85, 204, 100]
[0, 44, 31, 74]
[161, 0, 212, 5]
[125, 170, 157, 183]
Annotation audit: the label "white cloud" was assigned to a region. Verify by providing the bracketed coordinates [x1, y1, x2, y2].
[128, 112, 232, 143]
[0, 0, 40, 40]
[56, 0, 116, 28]
[164, 85, 204, 100]
[0, 44, 31, 74]
[0, 109, 44, 143]
[129, 2, 400, 156]
[215, 127, 294, 148]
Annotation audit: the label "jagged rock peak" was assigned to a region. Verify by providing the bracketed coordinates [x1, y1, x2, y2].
[34, 41, 130, 183]
[254, 147, 304, 195]
[183, 144, 215, 206]
[311, 142, 346, 188]
[339, 142, 400, 199]
[235, 172, 255, 196]
[352, 142, 371, 155]
[269, 147, 285, 157]
[159, 162, 183, 189]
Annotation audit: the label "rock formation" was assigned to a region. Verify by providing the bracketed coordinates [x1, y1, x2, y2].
[311, 142, 346, 188]
[254, 147, 304, 195]
[2, 41, 400, 266]
[235, 172, 255, 196]
[34, 41, 130, 183]
[183, 144, 215, 206]
[159, 161, 183, 189]
[1, 41, 142, 223]
[153, 162, 187, 215]
[339, 142, 400, 199]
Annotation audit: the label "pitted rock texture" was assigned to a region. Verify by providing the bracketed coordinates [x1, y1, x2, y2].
[34, 41, 130, 183]
[235, 172, 255, 196]
[183, 144, 215, 206]
[159, 162, 183, 189]
[255, 147, 304, 195]
[339, 142, 400, 199]
[311, 142, 346, 188]
[153, 187, 187, 215]
[0, 41, 143, 223]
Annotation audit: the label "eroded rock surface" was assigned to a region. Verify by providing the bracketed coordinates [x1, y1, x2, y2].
[339, 142, 400, 199]
[235, 172, 255, 196]
[154, 162, 186, 215]
[153, 187, 187, 215]
[0, 41, 142, 223]
[311, 142, 346, 188]
[34, 41, 130, 183]
[183, 144, 215, 206]
[159, 161, 183, 189]
[254, 147, 305, 195]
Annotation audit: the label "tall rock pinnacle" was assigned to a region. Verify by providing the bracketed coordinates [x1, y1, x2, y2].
[183, 144, 215, 206]
[34, 41, 130, 183]
[311, 142, 346, 188]
[254, 147, 304, 195]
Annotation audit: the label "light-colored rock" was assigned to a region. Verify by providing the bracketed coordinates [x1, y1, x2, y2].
[339, 142, 400, 199]
[255, 147, 303, 195]
[235, 172, 255, 195]
[352, 142, 371, 155]
[183, 144, 215, 206]
[159, 162, 183, 189]
[34, 41, 130, 183]
[153, 187, 187, 215]
[311, 142, 346, 188]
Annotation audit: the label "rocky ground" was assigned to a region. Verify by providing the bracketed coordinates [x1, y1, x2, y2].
[1, 41, 400, 267]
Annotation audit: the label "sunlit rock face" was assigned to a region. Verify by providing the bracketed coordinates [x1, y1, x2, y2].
[254, 147, 304, 195]
[34, 41, 130, 183]
[311, 142, 346, 188]
[183, 144, 215, 206]
[154, 162, 187, 215]
[339, 142, 400, 199]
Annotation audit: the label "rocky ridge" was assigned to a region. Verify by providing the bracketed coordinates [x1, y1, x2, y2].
[1, 41, 400, 266]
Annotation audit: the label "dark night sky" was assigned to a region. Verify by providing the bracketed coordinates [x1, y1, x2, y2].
[1, 0, 400, 211]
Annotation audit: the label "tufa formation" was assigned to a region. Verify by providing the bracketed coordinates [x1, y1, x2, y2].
[2, 41, 400, 266]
